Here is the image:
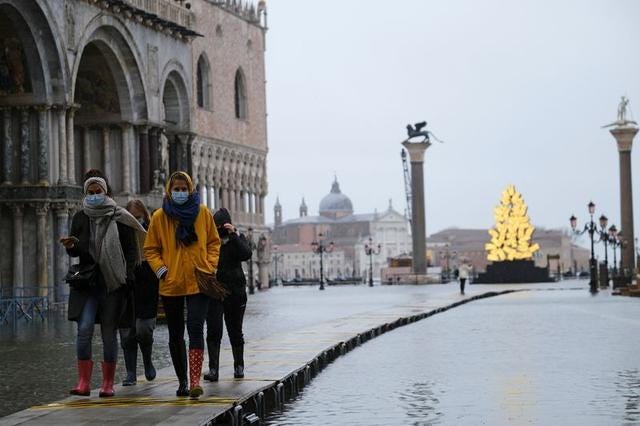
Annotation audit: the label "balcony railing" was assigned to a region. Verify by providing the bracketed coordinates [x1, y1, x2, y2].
[123, 0, 195, 30]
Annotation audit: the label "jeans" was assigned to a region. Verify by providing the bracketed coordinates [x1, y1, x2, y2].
[460, 278, 467, 294]
[76, 292, 118, 362]
[162, 293, 209, 349]
[206, 291, 247, 347]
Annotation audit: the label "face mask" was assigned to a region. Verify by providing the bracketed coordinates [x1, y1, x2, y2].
[171, 191, 189, 205]
[137, 217, 146, 226]
[85, 193, 106, 206]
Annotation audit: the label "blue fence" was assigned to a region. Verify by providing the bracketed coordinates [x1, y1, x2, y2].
[0, 286, 68, 328]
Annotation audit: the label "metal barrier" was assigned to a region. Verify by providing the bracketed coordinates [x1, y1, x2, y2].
[0, 286, 68, 327]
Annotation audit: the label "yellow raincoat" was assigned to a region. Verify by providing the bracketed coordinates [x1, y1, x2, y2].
[143, 173, 220, 297]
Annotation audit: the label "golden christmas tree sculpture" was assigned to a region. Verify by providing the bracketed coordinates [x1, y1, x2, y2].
[485, 185, 540, 261]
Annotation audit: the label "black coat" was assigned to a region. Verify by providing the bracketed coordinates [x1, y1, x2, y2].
[66, 211, 138, 325]
[216, 233, 252, 296]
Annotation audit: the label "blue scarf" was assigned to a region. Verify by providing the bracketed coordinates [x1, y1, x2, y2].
[162, 191, 201, 246]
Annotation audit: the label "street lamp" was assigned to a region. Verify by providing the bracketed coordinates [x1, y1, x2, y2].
[311, 233, 334, 291]
[364, 237, 382, 287]
[272, 244, 284, 287]
[569, 201, 602, 293]
[247, 227, 256, 295]
[609, 225, 621, 276]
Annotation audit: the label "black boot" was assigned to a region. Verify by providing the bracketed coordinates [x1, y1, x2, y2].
[203, 344, 220, 382]
[169, 340, 189, 397]
[140, 343, 156, 381]
[122, 345, 137, 386]
[232, 345, 244, 379]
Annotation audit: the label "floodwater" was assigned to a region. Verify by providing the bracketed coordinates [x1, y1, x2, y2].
[266, 289, 640, 425]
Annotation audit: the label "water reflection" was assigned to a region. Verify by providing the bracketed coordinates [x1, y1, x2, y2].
[267, 290, 640, 425]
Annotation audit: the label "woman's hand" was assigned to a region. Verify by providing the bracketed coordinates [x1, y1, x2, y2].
[59, 236, 79, 249]
[223, 223, 236, 234]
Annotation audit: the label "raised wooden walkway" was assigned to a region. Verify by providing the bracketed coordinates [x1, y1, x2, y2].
[1, 289, 520, 426]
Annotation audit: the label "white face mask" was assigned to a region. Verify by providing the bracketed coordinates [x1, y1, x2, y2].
[137, 217, 145, 226]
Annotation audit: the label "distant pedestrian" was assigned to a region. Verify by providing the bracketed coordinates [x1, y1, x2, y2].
[118, 200, 159, 386]
[205, 208, 252, 382]
[459, 262, 471, 295]
[144, 171, 220, 398]
[61, 170, 146, 398]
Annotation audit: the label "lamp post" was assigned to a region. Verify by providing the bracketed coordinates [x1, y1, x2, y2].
[311, 233, 334, 291]
[609, 225, 621, 276]
[364, 237, 382, 287]
[247, 227, 255, 295]
[597, 214, 610, 288]
[272, 244, 284, 287]
[569, 201, 600, 293]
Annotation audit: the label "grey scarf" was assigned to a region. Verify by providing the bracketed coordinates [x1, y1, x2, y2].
[83, 197, 147, 293]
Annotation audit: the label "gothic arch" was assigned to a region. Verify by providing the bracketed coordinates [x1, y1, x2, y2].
[196, 53, 211, 110]
[0, 0, 67, 104]
[160, 61, 190, 131]
[73, 15, 149, 122]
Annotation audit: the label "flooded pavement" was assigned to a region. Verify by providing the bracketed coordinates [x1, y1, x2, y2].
[265, 288, 640, 425]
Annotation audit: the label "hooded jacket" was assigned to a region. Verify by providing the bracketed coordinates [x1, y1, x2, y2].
[143, 173, 221, 297]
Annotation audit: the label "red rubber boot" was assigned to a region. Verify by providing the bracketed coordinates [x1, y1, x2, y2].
[70, 359, 93, 396]
[99, 361, 117, 397]
[189, 349, 204, 398]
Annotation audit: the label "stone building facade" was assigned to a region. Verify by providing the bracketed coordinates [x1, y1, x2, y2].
[0, 0, 269, 301]
[271, 178, 412, 281]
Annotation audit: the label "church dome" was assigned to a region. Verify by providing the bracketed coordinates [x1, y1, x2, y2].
[319, 178, 353, 218]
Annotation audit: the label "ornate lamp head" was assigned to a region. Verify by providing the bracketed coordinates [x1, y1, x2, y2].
[588, 201, 595, 215]
[570, 215, 577, 230]
[599, 214, 608, 229]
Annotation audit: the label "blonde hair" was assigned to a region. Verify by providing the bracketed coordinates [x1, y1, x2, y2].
[126, 199, 151, 224]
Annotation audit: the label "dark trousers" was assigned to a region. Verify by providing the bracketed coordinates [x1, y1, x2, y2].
[460, 278, 467, 294]
[162, 293, 209, 350]
[206, 292, 247, 347]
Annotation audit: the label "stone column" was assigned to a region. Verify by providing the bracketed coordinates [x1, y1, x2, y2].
[35, 105, 50, 185]
[66, 106, 77, 184]
[1, 107, 13, 185]
[121, 123, 133, 194]
[610, 125, 638, 276]
[82, 126, 91, 172]
[19, 107, 31, 184]
[214, 184, 220, 210]
[149, 127, 160, 176]
[139, 126, 151, 193]
[199, 183, 206, 206]
[402, 141, 431, 275]
[53, 204, 70, 304]
[11, 204, 24, 296]
[57, 106, 68, 184]
[102, 126, 111, 179]
[34, 203, 49, 298]
[222, 186, 229, 210]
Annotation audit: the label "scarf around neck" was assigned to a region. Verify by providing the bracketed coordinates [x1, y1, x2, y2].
[162, 191, 201, 246]
[83, 196, 147, 292]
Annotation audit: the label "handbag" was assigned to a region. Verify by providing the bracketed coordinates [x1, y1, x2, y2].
[195, 268, 230, 300]
[65, 263, 97, 289]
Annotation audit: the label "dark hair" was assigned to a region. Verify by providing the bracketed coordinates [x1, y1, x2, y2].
[84, 169, 113, 196]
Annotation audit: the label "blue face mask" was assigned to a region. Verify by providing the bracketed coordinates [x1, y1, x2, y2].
[172, 191, 189, 205]
[85, 193, 106, 206]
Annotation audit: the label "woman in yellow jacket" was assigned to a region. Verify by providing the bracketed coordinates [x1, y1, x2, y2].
[144, 171, 220, 398]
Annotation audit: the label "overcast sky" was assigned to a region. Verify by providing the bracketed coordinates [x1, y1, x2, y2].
[263, 0, 640, 244]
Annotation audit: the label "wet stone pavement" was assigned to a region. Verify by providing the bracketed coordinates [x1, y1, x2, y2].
[1, 280, 637, 425]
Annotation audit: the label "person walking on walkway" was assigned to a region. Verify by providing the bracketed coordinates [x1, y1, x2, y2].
[459, 261, 472, 295]
[204, 208, 252, 382]
[61, 171, 146, 398]
[144, 171, 220, 398]
[119, 200, 159, 386]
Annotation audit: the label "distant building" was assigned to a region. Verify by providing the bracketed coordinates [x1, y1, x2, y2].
[427, 228, 591, 276]
[271, 178, 411, 280]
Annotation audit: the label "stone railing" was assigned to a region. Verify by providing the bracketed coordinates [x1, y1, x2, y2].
[123, 0, 195, 29]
